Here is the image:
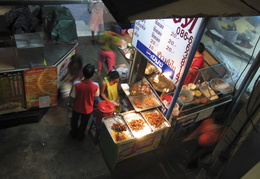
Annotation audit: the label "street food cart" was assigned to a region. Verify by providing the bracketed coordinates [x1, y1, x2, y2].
[99, 14, 259, 171]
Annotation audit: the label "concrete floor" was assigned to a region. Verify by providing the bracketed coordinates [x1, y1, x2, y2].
[0, 105, 110, 179]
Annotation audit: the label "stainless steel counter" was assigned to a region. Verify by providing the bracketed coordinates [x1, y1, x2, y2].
[0, 32, 77, 72]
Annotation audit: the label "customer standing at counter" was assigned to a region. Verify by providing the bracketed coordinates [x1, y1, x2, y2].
[67, 54, 84, 83]
[96, 31, 121, 76]
[68, 64, 100, 141]
[100, 70, 121, 112]
[184, 42, 205, 85]
[59, 54, 84, 99]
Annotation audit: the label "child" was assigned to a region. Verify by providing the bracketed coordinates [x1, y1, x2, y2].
[68, 64, 100, 141]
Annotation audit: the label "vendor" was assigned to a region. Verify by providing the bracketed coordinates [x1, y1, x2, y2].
[100, 70, 121, 112]
[184, 43, 205, 85]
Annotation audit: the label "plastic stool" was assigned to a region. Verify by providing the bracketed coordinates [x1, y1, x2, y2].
[88, 118, 100, 145]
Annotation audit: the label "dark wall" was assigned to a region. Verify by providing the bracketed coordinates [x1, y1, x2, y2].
[102, 0, 177, 28]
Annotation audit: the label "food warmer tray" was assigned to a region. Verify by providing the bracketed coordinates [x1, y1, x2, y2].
[147, 74, 175, 92]
[127, 93, 162, 112]
[199, 85, 219, 101]
[141, 108, 171, 132]
[103, 115, 134, 144]
[121, 111, 153, 138]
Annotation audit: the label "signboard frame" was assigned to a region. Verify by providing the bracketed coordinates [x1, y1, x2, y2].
[132, 18, 203, 86]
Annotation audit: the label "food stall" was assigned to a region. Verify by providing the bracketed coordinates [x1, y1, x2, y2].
[99, 17, 195, 168]
[98, 16, 245, 170]
[0, 30, 77, 127]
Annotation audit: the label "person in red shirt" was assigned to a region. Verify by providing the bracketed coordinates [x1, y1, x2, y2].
[183, 118, 226, 169]
[184, 42, 205, 85]
[69, 64, 100, 141]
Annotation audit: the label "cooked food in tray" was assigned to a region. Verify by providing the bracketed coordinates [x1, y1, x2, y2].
[141, 108, 171, 131]
[134, 97, 154, 108]
[122, 112, 153, 137]
[112, 131, 128, 142]
[111, 122, 127, 133]
[143, 97, 154, 107]
[130, 81, 152, 96]
[134, 99, 143, 109]
[144, 112, 165, 128]
[129, 94, 161, 112]
[128, 119, 145, 132]
[104, 116, 134, 143]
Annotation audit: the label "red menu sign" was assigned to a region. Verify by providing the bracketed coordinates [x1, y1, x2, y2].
[23, 66, 58, 108]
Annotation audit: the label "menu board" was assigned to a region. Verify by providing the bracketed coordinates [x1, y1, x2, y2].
[24, 66, 58, 108]
[132, 18, 203, 86]
[0, 71, 26, 114]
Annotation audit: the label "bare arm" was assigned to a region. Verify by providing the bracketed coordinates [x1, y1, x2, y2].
[100, 80, 109, 101]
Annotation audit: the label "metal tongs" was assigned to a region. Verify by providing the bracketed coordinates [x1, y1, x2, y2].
[113, 112, 122, 123]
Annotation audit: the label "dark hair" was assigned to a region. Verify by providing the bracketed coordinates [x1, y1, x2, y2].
[107, 70, 119, 80]
[68, 54, 83, 69]
[82, 64, 95, 79]
[197, 42, 205, 54]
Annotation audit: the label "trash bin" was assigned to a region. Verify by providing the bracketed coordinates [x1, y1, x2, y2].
[96, 100, 114, 126]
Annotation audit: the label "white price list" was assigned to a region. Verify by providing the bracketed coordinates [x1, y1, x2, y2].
[132, 18, 203, 86]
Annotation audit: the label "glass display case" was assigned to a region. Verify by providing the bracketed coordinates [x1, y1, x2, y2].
[176, 63, 234, 116]
[201, 16, 260, 93]
[140, 63, 233, 115]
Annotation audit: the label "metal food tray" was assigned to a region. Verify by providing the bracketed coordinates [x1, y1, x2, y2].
[121, 111, 153, 138]
[147, 74, 175, 92]
[128, 93, 162, 112]
[141, 108, 171, 132]
[210, 79, 233, 94]
[199, 85, 219, 101]
[103, 115, 134, 144]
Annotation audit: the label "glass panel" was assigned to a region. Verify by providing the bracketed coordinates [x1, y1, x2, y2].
[201, 16, 260, 93]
